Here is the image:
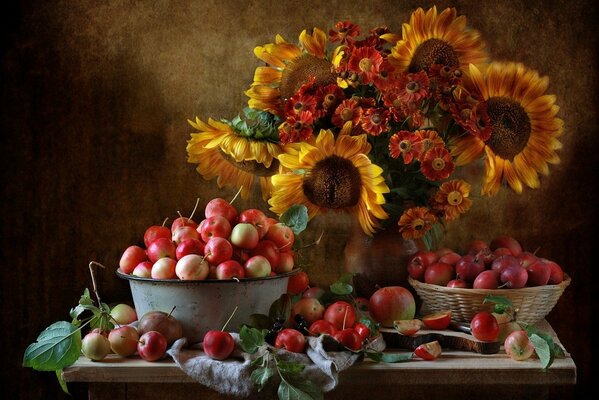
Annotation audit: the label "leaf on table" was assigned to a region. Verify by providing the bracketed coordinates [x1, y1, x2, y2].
[240, 325, 265, 354]
[529, 333, 553, 370]
[278, 378, 323, 400]
[23, 321, 82, 372]
[277, 359, 305, 376]
[251, 366, 274, 391]
[381, 352, 413, 363]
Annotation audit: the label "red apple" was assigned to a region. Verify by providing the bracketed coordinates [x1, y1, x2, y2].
[151, 257, 177, 279]
[490, 236, 522, 256]
[491, 255, 521, 273]
[265, 223, 295, 251]
[291, 298, 325, 325]
[500, 265, 528, 289]
[144, 224, 171, 248]
[455, 255, 485, 282]
[275, 329, 306, 353]
[333, 328, 363, 351]
[287, 271, 309, 295]
[137, 331, 167, 362]
[203, 330, 235, 360]
[138, 310, 183, 346]
[470, 311, 499, 342]
[171, 216, 198, 233]
[407, 250, 439, 281]
[543, 258, 564, 284]
[204, 237, 233, 265]
[518, 251, 539, 269]
[175, 254, 209, 280]
[146, 237, 176, 263]
[324, 301, 356, 330]
[230, 223, 260, 249]
[176, 238, 205, 260]
[172, 225, 200, 245]
[526, 259, 551, 286]
[275, 251, 295, 274]
[215, 260, 245, 280]
[244, 255, 271, 278]
[422, 310, 452, 330]
[250, 240, 280, 269]
[414, 340, 442, 360]
[198, 216, 232, 242]
[302, 286, 326, 300]
[467, 239, 489, 255]
[424, 262, 455, 286]
[119, 245, 148, 274]
[353, 322, 371, 341]
[132, 261, 153, 278]
[504, 330, 535, 361]
[204, 198, 238, 225]
[438, 251, 461, 265]
[309, 319, 336, 336]
[81, 332, 111, 361]
[238, 209, 268, 238]
[108, 326, 139, 357]
[446, 279, 468, 288]
[473, 270, 500, 289]
[368, 287, 415, 327]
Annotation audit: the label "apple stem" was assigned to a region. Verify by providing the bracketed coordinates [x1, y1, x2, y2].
[177, 211, 185, 222]
[167, 305, 177, 318]
[88, 261, 106, 306]
[230, 186, 243, 205]
[221, 306, 239, 332]
[189, 198, 200, 220]
[161, 217, 169, 227]
[342, 306, 349, 330]
[233, 277, 240, 283]
[532, 246, 541, 255]
[299, 231, 324, 250]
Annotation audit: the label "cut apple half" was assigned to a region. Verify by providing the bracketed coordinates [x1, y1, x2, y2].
[421, 310, 452, 330]
[414, 340, 442, 360]
[393, 319, 423, 336]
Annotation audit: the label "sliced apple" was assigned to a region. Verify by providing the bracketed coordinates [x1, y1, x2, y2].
[393, 319, 423, 336]
[414, 340, 442, 360]
[421, 310, 452, 330]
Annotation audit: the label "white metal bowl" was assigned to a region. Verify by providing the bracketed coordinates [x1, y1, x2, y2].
[116, 269, 298, 343]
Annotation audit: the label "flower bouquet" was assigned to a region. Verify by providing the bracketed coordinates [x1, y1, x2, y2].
[187, 6, 563, 248]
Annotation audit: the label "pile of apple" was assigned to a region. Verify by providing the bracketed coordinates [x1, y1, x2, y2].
[118, 197, 296, 281]
[407, 236, 565, 289]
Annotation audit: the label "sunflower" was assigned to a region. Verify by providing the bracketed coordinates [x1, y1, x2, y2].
[433, 179, 472, 221]
[398, 206, 437, 240]
[269, 130, 389, 235]
[245, 28, 336, 116]
[389, 6, 488, 73]
[186, 118, 283, 200]
[451, 62, 564, 195]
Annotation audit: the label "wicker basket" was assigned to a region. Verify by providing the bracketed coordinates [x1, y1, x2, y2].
[408, 274, 571, 324]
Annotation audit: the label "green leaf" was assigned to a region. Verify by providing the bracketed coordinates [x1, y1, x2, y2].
[239, 325, 265, 354]
[365, 351, 383, 362]
[251, 367, 274, 391]
[330, 282, 353, 296]
[23, 321, 82, 372]
[56, 370, 69, 394]
[422, 222, 443, 251]
[483, 295, 513, 314]
[381, 352, 413, 363]
[278, 378, 323, 400]
[337, 273, 354, 285]
[251, 355, 264, 367]
[280, 205, 309, 235]
[529, 333, 553, 369]
[277, 360, 305, 376]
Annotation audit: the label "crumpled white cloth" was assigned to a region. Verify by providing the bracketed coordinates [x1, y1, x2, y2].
[167, 333, 385, 398]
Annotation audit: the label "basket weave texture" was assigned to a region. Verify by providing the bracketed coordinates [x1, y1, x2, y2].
[408, 274, 571, 324]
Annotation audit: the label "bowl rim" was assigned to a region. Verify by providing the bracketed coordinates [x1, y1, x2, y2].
[116, 267, 301, 284]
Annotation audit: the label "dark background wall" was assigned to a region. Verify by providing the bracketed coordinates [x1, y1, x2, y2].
[1, 1, 596, 398]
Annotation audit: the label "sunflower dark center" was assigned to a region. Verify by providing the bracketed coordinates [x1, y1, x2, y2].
[486, 97, 531, 160]
[409, 39, 459, 73]
[279, 54, 336, 101]
[219, 150, 280, 177]
[303, 155, 361, 209]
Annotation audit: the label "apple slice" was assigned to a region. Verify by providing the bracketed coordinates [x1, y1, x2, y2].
[421, 310, 452, 330]
[414, 340, 442, 360]
[393, 319, 423, 336]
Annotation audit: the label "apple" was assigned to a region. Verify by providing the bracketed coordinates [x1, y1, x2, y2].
[144, 224, 171, 248]
[493, 247, 513, 258]
[446, 279, 468, 288]
[132, 261, 153, 278]
[353, 322, 371, 341]
[265, 223, 295, 250]
[244, 255, 271, 278]
[491, 255, 521, 273]
[302, 286, 326, 300]
[291, 298, 325, 325]
[119, 245, 148, 274]
[250, 240, 280, 269]
[204, 198, 238, 225]
[500, 265, 528, 289]
[110, 303, 137, 325]
[526, 259, 551, 286]
[455, 255, 485, 282]
[407, 250, 438, 281]
[438, 251, 461, 265]
[287, 271, 309, 294]
[414, 340, 442, 360]
[137, 331, 167, 362]
[198, 216, 232, 242]
[203, 330, 235, 360]
[172, 225, 200, 245]
[151, 257, 177, 279]
[490, 236, 522, 256]
[176, 238, 205, 260]
[81, 332, 111, 361]
[518, 251, 539, 269]
[215, 260, 245, 280]
[497, 321, 522, 343]
[424, 262, 454, 286]
[138, 310, 183, 346]
[470, 311, 499, 342]
[393, 319, 422, 336]
[504, 330, 535, 361]
[171, 216, 198, 233]
[467, 239, 489, 255]
[369, 286, 415, 327]
[238, 209, 269, 238]
[204, 237, 234, 265]
[324, 301, 356, 330]
[208, 264, 218, 279]
[309, 319, 337, 336]
[275, 251, 295, 274]
[333, 328, 363, 351]
[422, 310, 452, 330]
[108, 325, 139, 357]
[175, 254, 209, 280]
[146, 237, 176, 263]
[543, 258, 564, 284]
[473, 270, 500, 289]
[230, 223, 260, 249]
[275, 328, 306, 353]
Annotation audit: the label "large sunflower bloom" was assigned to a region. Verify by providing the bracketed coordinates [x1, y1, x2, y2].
[186, 118, 282, 200]
[245, 29, 336, 116]
[389, 6, 488, 73]
[269, 130, 389, 235]
[451, 62, 564, 195]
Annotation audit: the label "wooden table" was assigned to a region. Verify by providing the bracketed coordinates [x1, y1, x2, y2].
[63, 320, 576, 399]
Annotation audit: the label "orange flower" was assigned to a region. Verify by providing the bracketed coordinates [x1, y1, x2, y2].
[279, 111, 314, 143]
[433, 179, 473, 221]
[348, 46, 384, 84]
[396, 71, 430, 103]
[360, 107, 390, 136]
[421, 147, 454, 180]
[389, 130, 421, 163]
[414, 130, 445, 160]
[332, 99, 363, 130]
[398, 206, 437, 239]
[329, 21, 360, 44]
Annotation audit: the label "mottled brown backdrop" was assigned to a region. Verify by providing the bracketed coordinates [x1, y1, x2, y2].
[1, 0, 597, 399]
